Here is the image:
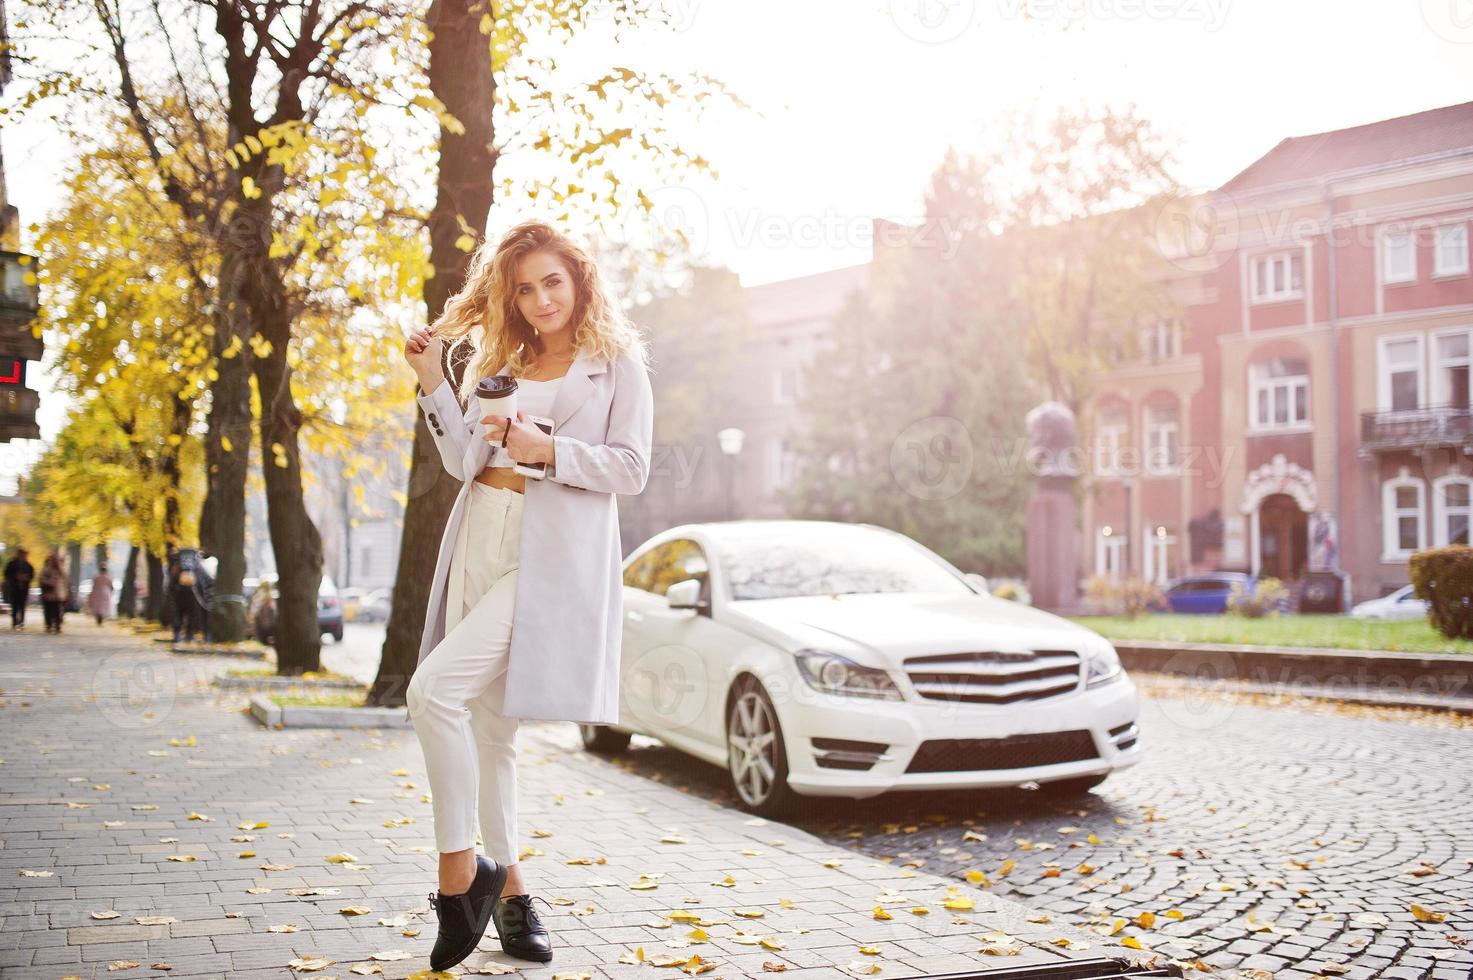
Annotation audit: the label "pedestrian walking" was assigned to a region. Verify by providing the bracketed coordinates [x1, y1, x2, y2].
[38, 551, 69, 634]
[3, 546, 34, 629]
[88, 562, 115, 626]
[401, 219, 653, 971]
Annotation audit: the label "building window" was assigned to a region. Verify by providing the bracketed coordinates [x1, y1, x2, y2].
[1094, 407, 1127, 476]
[1250, 251, 1303, 304]
[767, 437, 796, 489]
[1433, 329, 1471, 409]
[1142, 526, 1177, 586]
[1140, 318, 1181, 362]
[1249, 357, 1309, 430]
[1381, 470, 1425, 560]
[1096, 527, 1125, 579]
[1434, 223, 1469, 278]
[1433, 474, 1472, 547]
[1143, 402, 1180, 474]
[1382, 230, 1416, 284]
[774, 366, 800, 405]
[1377, 334, 1424, 413]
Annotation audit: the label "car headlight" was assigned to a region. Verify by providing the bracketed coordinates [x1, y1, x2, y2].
[1084, 642, 1123, 687]
[794, 650, 903, 700]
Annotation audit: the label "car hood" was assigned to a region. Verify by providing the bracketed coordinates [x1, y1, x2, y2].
[727, 592, 1101, 667]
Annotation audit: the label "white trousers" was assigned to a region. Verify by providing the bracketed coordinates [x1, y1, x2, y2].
[406, 481, 524, 863]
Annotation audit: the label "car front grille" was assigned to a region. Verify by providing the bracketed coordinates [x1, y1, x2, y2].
[905, 730, 1099, 773]
[903, 649, 1082, 705]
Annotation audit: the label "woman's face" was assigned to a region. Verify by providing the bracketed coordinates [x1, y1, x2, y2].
[512, 250, 577, 343]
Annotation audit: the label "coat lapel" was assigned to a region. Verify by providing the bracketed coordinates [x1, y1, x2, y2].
[461, 348, 608, 479]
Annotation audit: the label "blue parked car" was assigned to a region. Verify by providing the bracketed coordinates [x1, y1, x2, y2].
[1163, 572, 1254, 614]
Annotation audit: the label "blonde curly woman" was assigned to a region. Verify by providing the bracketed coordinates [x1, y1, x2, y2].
[401, 220, 654, 970]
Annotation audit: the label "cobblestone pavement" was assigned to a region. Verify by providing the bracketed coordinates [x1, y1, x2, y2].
[599, 673, 1473, 980]
[0, 622, 1139, 980]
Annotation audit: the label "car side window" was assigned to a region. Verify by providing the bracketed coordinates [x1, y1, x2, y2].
[649, 540, 710, 598]
[622, 547, 664, 592]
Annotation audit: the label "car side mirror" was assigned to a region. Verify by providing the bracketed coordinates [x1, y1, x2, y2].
[964, 572, 989, 594]
[666, 578, 706, 611]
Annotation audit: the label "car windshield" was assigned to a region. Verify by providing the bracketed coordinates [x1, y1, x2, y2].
[714, 525, 972, 600]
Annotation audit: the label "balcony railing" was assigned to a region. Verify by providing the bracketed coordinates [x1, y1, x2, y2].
[1361, 406, 1473, 453]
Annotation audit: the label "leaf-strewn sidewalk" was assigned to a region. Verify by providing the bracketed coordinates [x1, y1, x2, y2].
[0, 622, 1119, 979]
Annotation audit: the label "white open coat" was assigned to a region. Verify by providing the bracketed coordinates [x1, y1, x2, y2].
[413, 347, 654, 724]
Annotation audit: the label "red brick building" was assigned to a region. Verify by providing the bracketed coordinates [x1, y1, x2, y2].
[1084, 101, 1473, 602]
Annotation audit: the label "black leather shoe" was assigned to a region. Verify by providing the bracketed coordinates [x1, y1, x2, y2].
[491, 893, 554, 962]
[427, 855, 508, 971]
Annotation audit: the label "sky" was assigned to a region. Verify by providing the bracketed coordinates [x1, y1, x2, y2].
[2, 0, 1471, 463]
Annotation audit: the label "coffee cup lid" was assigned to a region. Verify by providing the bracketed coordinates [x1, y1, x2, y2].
[476, 375, 518, 398]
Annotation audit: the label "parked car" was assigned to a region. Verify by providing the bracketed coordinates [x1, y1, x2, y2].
[1350, 584, 1430, 621]
[1163, 572, 1255, 614]
[356, 588, 392, 623]
[578, 520, 1142, 816]
[247, 573, 344, 644]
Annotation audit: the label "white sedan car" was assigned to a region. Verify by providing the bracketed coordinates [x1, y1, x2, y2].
[1349, 584, 1429, 621]
[579, 521, 1143, 816]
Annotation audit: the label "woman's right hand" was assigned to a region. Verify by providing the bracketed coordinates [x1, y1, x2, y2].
[404, 327, 445, 390]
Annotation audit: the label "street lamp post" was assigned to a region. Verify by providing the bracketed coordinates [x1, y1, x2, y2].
[717, 427, 744, 522]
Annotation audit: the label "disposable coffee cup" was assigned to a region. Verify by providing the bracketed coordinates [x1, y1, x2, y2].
[475, 376, 518, 447]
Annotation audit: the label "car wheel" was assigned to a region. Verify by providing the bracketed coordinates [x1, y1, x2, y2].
[331, 627, 344, 642]
[1038, 773, 1109, 796]
[579, 724, 631, 754]
[726, 676, 797, 818]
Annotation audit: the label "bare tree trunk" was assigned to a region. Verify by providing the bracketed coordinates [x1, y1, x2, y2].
[254, 289, 324, 674]
[145, 551, 164, 622]
[119, 544, 139, 618]
[369, 0, 497, 706]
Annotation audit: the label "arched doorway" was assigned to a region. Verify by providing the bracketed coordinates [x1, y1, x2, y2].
[1258, 493, 1307, 581]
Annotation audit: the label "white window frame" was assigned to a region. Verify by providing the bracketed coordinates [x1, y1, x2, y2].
[1435, 223, 1469, 278]
[1248, 359, 1310, 432]
[1140, 318, 1181, 362]
[1095, 528, 1125, 579]
[767, 436, 796, 490]
[1249, 251, 1304, 305]
[1142, 526, 1177, 587]
[1381, 228, 1417, 285]
[1433, 473, 1473, 547]
[1376, 333, 1426, 414]
[773, 365, 801, 405]
[1381, 469, 1426, 561]
[1143, 402, 1180, 475]
[1432, 327, 1473, 409]
[1094, 411, 1127, 477]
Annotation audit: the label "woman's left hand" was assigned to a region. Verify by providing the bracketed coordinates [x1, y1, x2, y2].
[503, 410, 555, 466]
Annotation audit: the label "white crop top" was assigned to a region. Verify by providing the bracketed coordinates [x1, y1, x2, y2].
[486, 376, 563, 468]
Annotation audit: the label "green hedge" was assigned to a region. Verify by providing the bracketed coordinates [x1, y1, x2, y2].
[1409, 545, 1473, 639]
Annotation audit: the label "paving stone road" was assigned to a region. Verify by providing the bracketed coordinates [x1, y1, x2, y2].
[0, 622, 1143, 980]
[599, 673, 1473, 980]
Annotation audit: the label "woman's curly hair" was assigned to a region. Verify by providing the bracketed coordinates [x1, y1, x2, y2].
[429, 219, 650, 403]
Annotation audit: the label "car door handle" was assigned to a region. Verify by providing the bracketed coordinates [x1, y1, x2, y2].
[626, 611, 643, 622]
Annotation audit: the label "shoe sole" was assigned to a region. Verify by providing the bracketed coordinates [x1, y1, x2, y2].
[430, 859, 510, 971]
